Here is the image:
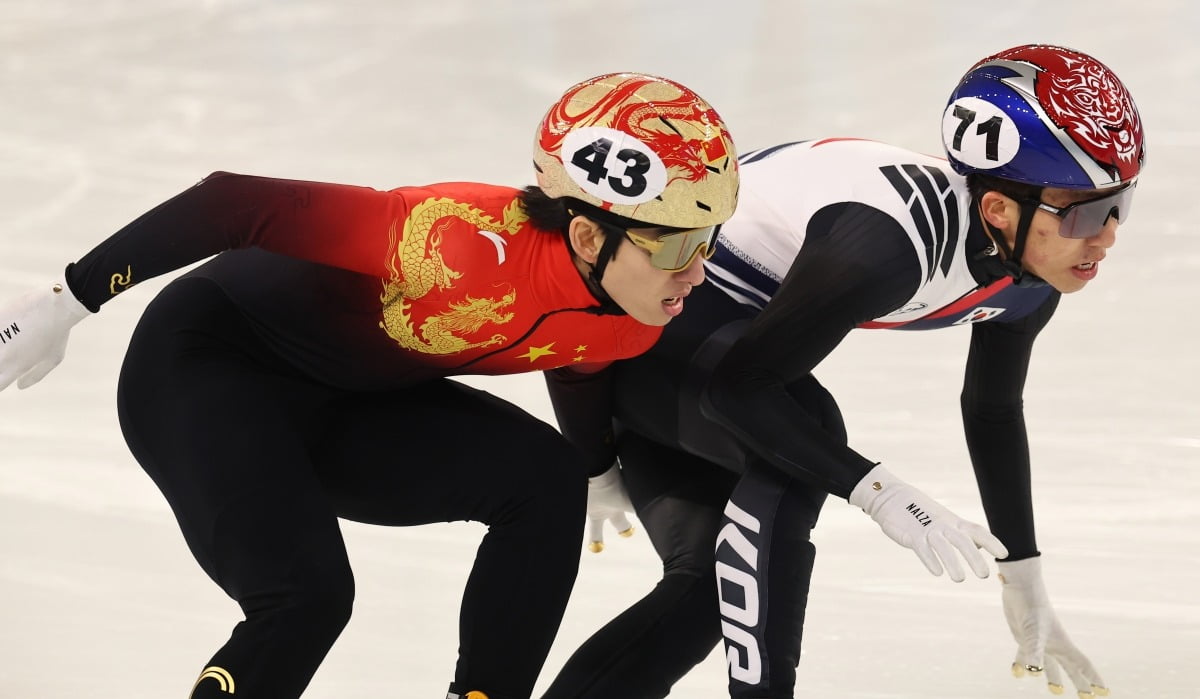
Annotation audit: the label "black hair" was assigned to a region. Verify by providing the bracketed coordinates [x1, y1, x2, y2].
[517, 185, 574, 245]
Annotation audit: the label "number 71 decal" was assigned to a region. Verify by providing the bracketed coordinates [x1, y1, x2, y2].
[941, 97, 1020, 170]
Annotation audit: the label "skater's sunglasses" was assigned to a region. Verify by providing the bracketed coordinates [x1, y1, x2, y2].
[1021, 182, 1136, 239]
[621, 225, 718, 271]
[569, 208, 718, 271]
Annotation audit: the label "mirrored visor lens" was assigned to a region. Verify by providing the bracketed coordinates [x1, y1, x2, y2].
[648, 225, 718, 270]
[1058, 185, 1136, 239]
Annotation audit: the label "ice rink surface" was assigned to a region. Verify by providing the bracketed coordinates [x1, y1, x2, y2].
[1, 1, 1196, 697]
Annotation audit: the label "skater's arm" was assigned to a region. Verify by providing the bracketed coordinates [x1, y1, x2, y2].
[960, 293, 1059, 560]
[67, 172, 409, 311]
[705, 203, 919, 497]
[544, 362, 617, 477]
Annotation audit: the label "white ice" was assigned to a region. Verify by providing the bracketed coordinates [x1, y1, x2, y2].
[1, 1, 1197, 697]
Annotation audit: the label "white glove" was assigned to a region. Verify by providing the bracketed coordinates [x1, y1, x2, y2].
[998, 557, 1109, 697]
[0, 273, 92, 391]
[585, 462, 636, 553]
[849, 464, 1009, 582]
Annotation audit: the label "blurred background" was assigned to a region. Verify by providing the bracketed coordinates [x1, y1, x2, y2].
[1, 1, 1195, 696]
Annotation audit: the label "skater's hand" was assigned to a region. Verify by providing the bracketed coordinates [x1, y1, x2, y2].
[586, 462, 635, 553]
[0, 273, 91, 391]
[849, 464, 1008, 581]
[999, 557, 1109, 697]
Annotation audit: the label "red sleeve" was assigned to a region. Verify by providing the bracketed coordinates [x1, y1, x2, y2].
[68, 172, 411, 310]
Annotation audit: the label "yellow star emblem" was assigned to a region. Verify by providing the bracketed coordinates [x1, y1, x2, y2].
[518, 342, 557, 363]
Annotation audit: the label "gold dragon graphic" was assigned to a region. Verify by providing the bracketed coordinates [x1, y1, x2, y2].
[380, 196, 526, 355]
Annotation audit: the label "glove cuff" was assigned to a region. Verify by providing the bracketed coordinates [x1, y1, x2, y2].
[997, 554, 1042, 584]
[588, 461, 622, 488]
[848, 463, 898, 511]
[53, 273, 92, 324]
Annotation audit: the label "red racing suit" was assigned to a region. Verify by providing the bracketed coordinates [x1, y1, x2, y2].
[67, 172, 661, 389]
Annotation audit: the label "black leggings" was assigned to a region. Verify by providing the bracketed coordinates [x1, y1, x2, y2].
[541, 433, 737, 699]
[117, 277, 585, 699]
[541, 282, 848, 699]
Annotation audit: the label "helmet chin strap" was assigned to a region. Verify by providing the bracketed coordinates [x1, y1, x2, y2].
[582, 225, 627, 316]
[976, 200, 1047, 288]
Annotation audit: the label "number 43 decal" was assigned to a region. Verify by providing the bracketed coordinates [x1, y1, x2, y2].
[941, 97, 1019, 170]
[562, 126, 667, 205]
[571, 138, 651, 197]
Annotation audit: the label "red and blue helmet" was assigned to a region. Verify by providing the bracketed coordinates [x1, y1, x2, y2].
[941, 44, 1144, 190]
